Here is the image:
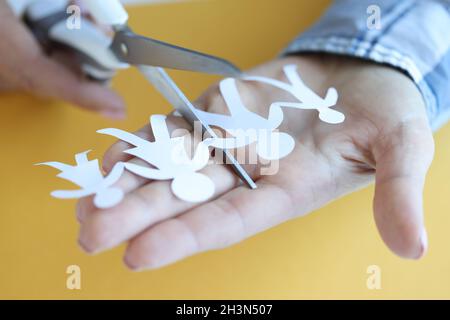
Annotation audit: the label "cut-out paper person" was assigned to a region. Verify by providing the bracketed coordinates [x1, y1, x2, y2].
[244, 64, 345, 124]
[98, 114, 214, 203]
[36, 151, 125, 209]
[194, 64, 345, 160]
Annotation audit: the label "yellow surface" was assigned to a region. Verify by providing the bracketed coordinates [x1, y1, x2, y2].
[1, 0, 450, 299]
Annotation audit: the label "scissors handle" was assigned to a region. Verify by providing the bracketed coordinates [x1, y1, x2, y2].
[24, 0, 126, 82]
[25, 0, 241, 79]
[83, 0, 128, 26]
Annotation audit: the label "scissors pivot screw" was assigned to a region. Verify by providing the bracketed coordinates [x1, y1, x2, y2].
[120, 43, 129, 56]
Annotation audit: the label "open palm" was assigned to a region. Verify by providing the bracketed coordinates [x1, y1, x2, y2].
[77, 55, 434, 270]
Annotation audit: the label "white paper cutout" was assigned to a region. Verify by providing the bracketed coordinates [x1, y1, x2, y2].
[194, 64, 345, 160]
[244, 64, 345, 124]
[98, 114, 215, 203]
[37, 151, 125, 209]
[195, 78, 294, 160]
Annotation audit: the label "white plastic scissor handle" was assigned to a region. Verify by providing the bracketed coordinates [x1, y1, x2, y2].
[83, 0, 129, 27]
[24, 0, 129, 81]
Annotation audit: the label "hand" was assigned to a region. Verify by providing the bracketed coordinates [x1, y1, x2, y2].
[0, 1, 125, 119]
[77, 54, 434, 270]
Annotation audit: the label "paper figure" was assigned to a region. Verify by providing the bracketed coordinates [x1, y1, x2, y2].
[195, 64, 345, 160]
[194, 77, 293, 160]
[36, 151, 125, 209]
[98, 114, 214, 203]
[244, 64, 345, 124]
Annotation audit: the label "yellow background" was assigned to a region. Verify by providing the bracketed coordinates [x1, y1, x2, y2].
[1, 0, 450, 299]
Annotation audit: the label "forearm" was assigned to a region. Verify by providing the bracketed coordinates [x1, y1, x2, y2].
[283, 0, 450, 131]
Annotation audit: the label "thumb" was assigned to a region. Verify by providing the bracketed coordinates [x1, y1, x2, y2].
[373, 119, 434, 259]
[23, 54, 125, 119]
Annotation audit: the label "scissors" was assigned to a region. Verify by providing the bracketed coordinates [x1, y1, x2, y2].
[24, 0, 257, 189]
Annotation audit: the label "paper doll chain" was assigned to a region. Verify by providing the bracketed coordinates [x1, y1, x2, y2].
[37, 65, 346, 208]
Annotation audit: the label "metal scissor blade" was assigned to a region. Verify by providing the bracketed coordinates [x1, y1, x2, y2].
[111, 29, 241, 77]
[138, 65, 257, 189]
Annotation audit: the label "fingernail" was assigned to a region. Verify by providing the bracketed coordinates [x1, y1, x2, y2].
[416, 228, 428, 259]
[101, 110, 126, 120]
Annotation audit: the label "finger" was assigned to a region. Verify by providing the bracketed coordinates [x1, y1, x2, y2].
[78, 163, 242, 254]
[78, 141, 260, 229]
[123, 181, 295, 271]
[76, 156, 149, 223]
[373, 120, 434, 259]
[122, 147, 338, 270]
[22, 54, 125, 118]
[78, 129, 261, 233]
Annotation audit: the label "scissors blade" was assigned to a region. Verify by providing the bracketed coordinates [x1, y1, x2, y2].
[138, 65, 257, 190]
[111, 29, 241, 77]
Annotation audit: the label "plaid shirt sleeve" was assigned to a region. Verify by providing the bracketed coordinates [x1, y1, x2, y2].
[282, 0, 450, 131]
